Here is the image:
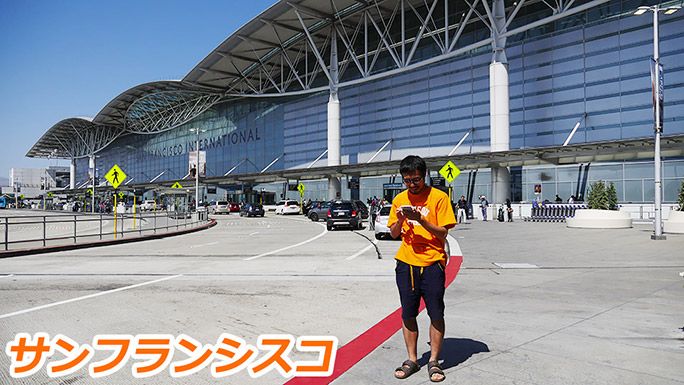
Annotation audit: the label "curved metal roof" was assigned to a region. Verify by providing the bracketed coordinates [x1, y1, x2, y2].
[28, 81, 223, 158]
[26, 118, 123, 159]
[28, 0, 612, 159]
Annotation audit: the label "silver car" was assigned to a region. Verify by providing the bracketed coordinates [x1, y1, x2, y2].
[308, 201, 331, 222]
[210, 201, 230, 214]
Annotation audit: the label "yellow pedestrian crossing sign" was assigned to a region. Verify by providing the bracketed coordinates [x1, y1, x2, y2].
[439, 161, 460, 183]
[118, 192, 125, 199]
[105, 164, 127, 189]
[297, 182, 305, 196]
[171, 182, 183, 189]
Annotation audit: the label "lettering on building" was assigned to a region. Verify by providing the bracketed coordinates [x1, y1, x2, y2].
[146, 128, 261, 158]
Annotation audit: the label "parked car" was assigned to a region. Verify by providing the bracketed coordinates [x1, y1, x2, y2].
[210, 201, 230, 214]
[275, 200, 300, 215]
[307, 201, 331, 222]
[374, 205, 398, 240]
[354, 200, 370, 219]
[139, 200, 156, 211]
[240, 203, 265, 217]
[326, 200, 362, 230]
[229, 202, 240, 213]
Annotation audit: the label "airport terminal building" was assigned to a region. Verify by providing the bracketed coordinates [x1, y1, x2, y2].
[27, 0, 684, 206]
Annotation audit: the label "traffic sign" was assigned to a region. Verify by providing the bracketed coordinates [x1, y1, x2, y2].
[118, 192, 125, 199]
[171, 182, 183, 189]
[86, 188, 93, 196]
[47, 192, 53, 198]
[104, 164, 127, 189]
[297, 182, 305, 196]
[439, 161, 460, 183]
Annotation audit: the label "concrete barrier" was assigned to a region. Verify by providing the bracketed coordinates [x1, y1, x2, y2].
[566, 209, 632, 229]
[664, 210, 684, 234]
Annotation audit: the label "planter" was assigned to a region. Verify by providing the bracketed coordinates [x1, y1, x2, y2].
[664, 210, 684, 234]
[566, 209, 632, 229]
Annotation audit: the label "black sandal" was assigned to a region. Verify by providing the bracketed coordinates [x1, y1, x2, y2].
[427, 360, 445, 382]
[394, 359, 420, 379]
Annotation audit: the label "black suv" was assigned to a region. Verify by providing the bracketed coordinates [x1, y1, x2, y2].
[240, 203, 265, 217]
[326, 200, 362, 230]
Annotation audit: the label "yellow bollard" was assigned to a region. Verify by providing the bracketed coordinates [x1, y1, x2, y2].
[133, 195, 137, 230]
[113, 195, 117, 240]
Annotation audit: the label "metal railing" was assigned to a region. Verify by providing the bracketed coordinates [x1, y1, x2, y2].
[524, 204, 588, 222]
[2, 210, 209, 251]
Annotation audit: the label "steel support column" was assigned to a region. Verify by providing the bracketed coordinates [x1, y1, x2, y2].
[70, 158, 76, 190]
[490, 0, 511, 204]
[328, 25, 342, 200]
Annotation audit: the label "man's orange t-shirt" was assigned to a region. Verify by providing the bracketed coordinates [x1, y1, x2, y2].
[388, 186, 457, 267]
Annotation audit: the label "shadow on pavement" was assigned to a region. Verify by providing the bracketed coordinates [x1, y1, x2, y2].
[419, 338, 490, 369]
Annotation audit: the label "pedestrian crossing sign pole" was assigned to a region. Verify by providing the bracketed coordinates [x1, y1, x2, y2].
[439, 161, 461, 201]
[297, 183, 305, 213]
[104, 164, 127, 239]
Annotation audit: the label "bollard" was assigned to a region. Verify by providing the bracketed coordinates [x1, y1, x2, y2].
[99, 214, 103, 240]
[73, 215, 77, 243]
[43, 216, 46, 247]
[4, 217, 8, 251]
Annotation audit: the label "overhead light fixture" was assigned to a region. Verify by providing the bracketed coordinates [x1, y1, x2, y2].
[664, 7, 679, 15]
[633, 6, 649, 15]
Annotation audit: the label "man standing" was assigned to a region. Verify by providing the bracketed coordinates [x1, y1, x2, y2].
[388, 155, 456, 382]
[457, 195, 467, 224]
[479, 195, 489, 221]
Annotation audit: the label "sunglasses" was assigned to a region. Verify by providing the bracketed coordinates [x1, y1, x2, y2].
[402, 177, 424, 185]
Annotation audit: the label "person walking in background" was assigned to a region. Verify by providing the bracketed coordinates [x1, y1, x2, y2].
[457, 195, 467, 224]
[505, 198, 513, 222]
[479, 195, 489, 221]
[555, 194, 563, 203]
[388, 155, 456, 382]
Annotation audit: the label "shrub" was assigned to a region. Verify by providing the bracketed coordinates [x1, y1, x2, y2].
[587, 180, 609, 210]
[678, 180, 684, 211]
[606, 182, 618, 210]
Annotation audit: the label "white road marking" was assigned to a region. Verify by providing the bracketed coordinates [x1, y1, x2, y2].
[345, 244, 374, 261]
[190, 241, 218, 249]
[0, 274, 14, 279]
[249, 232, 259, 236]
[492, 263, 539, 269]
[446, 234, 463, 256]
[244, 223, 327, 261]
[0, 274, 182, 320]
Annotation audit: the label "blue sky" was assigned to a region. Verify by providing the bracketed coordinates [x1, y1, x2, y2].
[0, 0, 276, 181]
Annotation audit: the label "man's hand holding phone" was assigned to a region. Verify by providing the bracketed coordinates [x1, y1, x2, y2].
[398, 205, 421, 221]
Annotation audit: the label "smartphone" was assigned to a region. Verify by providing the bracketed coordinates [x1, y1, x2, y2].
[400, 205, 413, 213]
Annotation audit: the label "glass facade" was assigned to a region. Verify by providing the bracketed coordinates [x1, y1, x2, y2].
[77, 100, 284, 186]
[283, 1, 684, 168]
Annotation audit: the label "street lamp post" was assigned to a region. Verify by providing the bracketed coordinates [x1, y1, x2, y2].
[189, 128, 205, 211]
[634, 5, 679, 240]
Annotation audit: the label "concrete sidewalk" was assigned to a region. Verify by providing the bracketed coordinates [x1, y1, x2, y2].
[343, 220, 684, 384]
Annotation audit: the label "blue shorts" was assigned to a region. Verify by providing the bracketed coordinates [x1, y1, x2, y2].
[395, 260, 445, 321]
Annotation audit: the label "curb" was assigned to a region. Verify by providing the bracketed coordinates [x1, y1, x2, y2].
[0, 219, 217, 259]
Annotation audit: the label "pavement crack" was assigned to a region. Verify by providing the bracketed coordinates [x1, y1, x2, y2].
[351, 230, 382, 259]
